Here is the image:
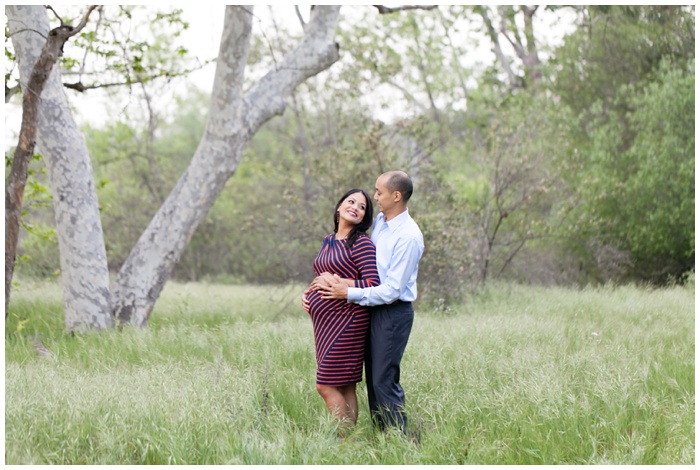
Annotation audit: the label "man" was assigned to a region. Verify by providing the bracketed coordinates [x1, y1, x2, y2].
[307, 170, 424, 433]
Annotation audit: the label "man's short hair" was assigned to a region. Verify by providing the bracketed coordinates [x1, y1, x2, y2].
[384, 170, 413, 203]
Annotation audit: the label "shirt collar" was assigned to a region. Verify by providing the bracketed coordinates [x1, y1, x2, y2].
[383, 208, 409, 233]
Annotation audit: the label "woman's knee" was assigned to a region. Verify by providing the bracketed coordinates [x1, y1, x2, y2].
[316, 384, 334, 398]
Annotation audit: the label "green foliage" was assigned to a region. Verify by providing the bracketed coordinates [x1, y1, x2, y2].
[412, 90, 579, 297]
[412, 168, 476, 305]
[5, 151, 60, 279]
[66, 6, 198, 84]
[620, 60, 694, 264]
[568, 59, 694, 282]
[550, 6, 695, 283]
[8, 5, 693, 295]
[5, 6, 206, 100]
[552, 6, 694, 120]
[79, 82, 403, 284]
[336, 6, 481, 115]
[5, 281, 694, 464]
[14, 224, 60, 279]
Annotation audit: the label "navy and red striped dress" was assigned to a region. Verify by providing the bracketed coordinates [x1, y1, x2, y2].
[307, 234, 380, 386]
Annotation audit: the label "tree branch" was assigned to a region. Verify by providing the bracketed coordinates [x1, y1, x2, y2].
[243, 6, 341, 135]
[44, 5, 98, 41]
[498, 6, 528, 63]
[77, 6, 104, 82]
[5, 84, 21, 103]
[436, 7, 470, 107]
[61, 61, 212, 92]
[70, 5, 98, 33]
[384, 76, 428, 112]
[373, 5, 437, 14]
[5, 4, 98, 313]
[6, 28, 49, 40]
[45, 5, 65, 24]
[475, 6, 518, 89]
[408, 16, 440, 123]
[294, 5, 307, 30]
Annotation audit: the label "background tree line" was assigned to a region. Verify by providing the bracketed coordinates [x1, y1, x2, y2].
[7, 5, 695, 309]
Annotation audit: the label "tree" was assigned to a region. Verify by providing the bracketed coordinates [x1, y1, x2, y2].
[5, 6, 98, 315]
[552, 5, 694, 119]
[7, 5, 341, 329]
[551, 5, 695, 282]
[474, 5, 544, 91]
[576, 59, 694, 281]
[7, 5, 110, 330]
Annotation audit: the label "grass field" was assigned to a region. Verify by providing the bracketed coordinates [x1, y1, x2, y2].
[4, 278, 695, 464]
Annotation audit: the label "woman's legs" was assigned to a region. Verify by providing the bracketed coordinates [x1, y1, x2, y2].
[316, 383, 359, 426]
[339, 384, 358, 424]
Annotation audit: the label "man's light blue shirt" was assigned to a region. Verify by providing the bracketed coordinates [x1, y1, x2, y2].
[347, 209, 424, 306]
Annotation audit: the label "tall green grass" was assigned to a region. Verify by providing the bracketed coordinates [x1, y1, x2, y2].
[5, 279, 694, 464]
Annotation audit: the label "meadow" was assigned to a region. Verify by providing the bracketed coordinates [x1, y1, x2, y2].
[4, 278, 695, 464]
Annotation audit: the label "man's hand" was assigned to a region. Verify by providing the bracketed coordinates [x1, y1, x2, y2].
[302, 288, 310, 313]
[317, 274, 349, 300]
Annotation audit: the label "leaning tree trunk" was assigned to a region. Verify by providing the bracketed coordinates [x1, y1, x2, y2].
[7, 5, 113, 331]
[111, 5, 341, 326]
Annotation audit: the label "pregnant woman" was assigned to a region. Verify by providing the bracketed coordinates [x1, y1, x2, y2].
[305, 188, 379, 429]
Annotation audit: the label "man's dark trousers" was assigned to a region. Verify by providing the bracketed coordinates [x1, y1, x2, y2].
[365, 300, 414, 433]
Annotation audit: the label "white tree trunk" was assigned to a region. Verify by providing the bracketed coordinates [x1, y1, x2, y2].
[7, 5, 341, 330]
[7, 5, 113, 331]
[111, 6, 341, 326]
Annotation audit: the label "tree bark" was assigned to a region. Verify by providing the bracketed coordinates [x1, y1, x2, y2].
[5, 53, 42, 316]
[6, 6, 112, 331]
[496, 5, 542, 88]
[475, 6, 519, 89]
[111, 6, 341, 326]
[520, 6, 542, 85]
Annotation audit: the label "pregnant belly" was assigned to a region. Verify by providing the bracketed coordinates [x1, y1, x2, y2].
[307, 289, 348, 317]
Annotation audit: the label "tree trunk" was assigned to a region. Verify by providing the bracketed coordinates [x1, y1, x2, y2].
[475, 6, 519, 89]
[111, 6, 341, 326]
[8, 5, 341, 330]
[7, 5, 113, 331]
[5, 63, 41, 316]
[520, 6, 542, 86]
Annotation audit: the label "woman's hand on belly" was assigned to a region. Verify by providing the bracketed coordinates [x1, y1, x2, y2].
[310, 272, 336, 291]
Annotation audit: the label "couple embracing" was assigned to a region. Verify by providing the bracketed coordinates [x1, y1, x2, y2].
[302, 170, 424, 436]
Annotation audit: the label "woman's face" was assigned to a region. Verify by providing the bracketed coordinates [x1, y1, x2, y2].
[338, 192, 368, 226]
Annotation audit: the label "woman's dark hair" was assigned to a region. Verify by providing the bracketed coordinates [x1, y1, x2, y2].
[333, 189, 374, 249]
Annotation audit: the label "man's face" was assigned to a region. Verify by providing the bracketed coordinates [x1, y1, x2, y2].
[373, 175, 396, 215]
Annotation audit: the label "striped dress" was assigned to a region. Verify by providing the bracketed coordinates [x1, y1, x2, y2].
[307, 234, 380, 386]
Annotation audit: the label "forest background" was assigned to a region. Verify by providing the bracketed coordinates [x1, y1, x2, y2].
[3, 5, 695, 465]
[5, 5, 695, 309]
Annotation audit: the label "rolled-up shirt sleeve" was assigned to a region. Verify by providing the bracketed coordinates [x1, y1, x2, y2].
[347, 236, 422, 306]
